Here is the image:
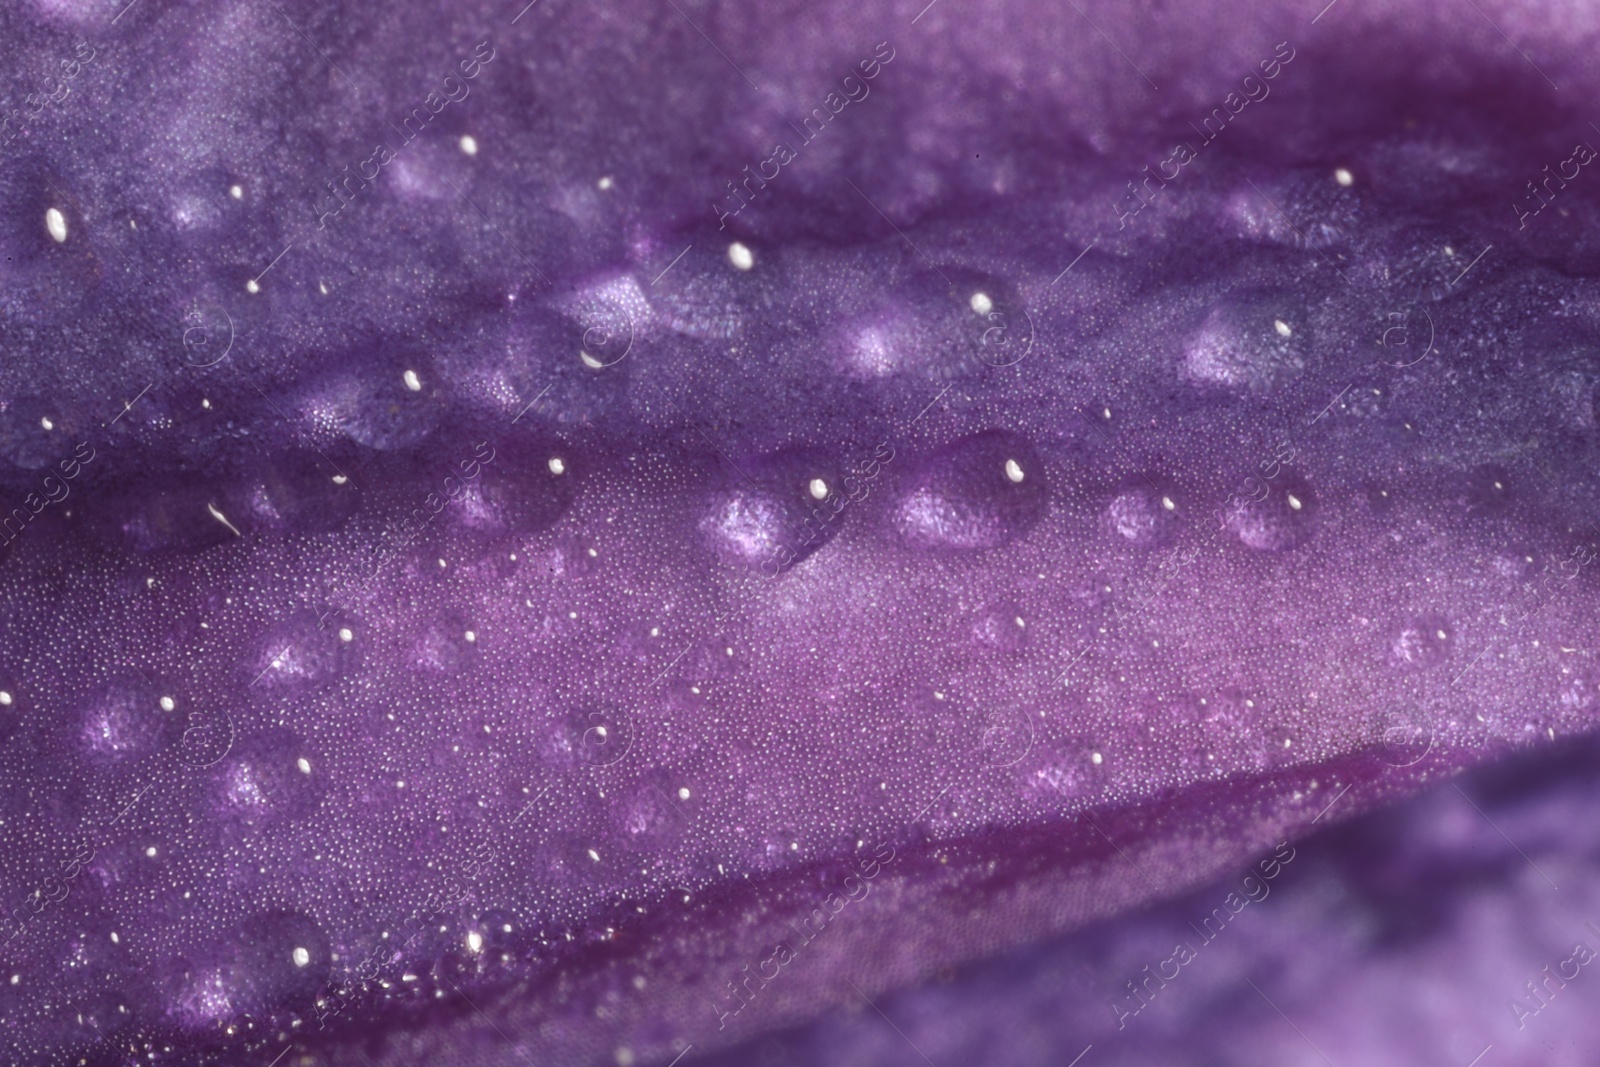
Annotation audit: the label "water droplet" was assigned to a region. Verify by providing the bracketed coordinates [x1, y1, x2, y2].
[0, 397, 76, 469]
[700, 447, 846, 571]
[1379, 225, 1494, 302]
[170, 911, 329, 1023]
[1104, 482, 1180, 548]
[702, 491, 786, 562]
[547, 707, 635, 768]
[1014, 735, 1109, 803]
[1389, 614, 1452, 670]
[646, 245, 746, 339]
[841, 269, 1032, 377]
[1225, 170, 1359, 250]
[612, 768, 704, 844]
[971, 600, 1030, 652]
[1198, 693, 1304, 772]
[1224, 475, 1316, 551]
[493, 294, 635, 422]
[893, 431, 1046, 551]
[411, 615, 481, 675]
[231, 452, 361, 533]
[1559, 663, 1600, 714]
[307, 347, 441, 451]
[213, 728, 325, 822]
[246, 613, 357, 693]
[448, 443, 575, 539]
[77, 678, 174, 765]
[1183, 293, 1307, 393]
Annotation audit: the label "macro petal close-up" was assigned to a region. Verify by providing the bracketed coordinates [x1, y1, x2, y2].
[3, 0, 1600, 1065]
